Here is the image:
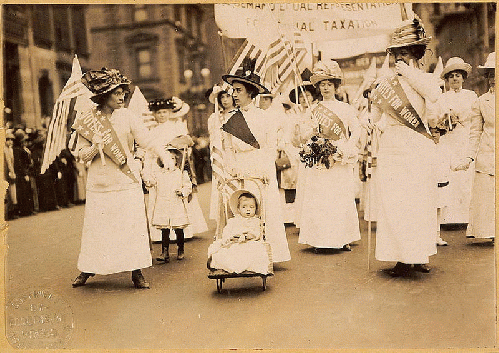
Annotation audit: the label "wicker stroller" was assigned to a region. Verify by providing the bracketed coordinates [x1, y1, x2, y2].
[207, 177, 274, 292]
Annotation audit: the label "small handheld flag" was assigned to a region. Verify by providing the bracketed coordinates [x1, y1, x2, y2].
[222, 110, 260, 149]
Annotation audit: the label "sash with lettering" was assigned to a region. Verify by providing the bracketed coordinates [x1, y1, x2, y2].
[312, 103, 347, 141]
[371, 75, 432, 139]
[72, 108, 138, 182]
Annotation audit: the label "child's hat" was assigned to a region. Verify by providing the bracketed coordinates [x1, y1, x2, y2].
[229, 189, 261, 216]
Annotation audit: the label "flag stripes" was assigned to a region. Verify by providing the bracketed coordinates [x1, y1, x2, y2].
[226, 32, 308, 95]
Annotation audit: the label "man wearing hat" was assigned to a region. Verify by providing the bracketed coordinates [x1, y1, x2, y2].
[13, 129, 35, 217]
[370, 17, 442, 277]
[454, 52, 495, 242]
[4, 130, 18, 219]
[222, 58, 291, 263]
[432, 57, 478, 233]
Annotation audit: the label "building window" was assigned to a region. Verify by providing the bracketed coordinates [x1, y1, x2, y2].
[134, 4, 148, 22]
[174, 5, 182, 23]
[136, 48, 152, 79]
[177, 46, 186, 83]
[53, 5, 71, 52]
[33, 5, 52, 48]
[72, 5, 88, 56]
[196, 12, 203, 39]
[38, 71, 54, 118]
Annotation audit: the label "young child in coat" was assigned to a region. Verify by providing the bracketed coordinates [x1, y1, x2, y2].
[207, 190, 273, 274]
[150, 148, 192, 262]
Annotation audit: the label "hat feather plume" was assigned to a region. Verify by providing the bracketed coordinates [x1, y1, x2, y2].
[242, 57, 257, 74]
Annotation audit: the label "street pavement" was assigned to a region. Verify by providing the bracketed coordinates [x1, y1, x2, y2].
[4, 182, 496, 350]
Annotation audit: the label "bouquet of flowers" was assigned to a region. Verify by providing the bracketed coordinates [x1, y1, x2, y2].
[299, 135, 339, 169]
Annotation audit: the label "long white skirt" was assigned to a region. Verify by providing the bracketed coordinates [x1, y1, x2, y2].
[375, 126, 438, 264]
[294, 162, 307, 228]
[468, 172, 495, 239]
[298, 164, 361, 248]
[77, 186, 152, 275]
[438, 127, 474, 224]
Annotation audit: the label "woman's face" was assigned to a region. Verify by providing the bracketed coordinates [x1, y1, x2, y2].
[104, 87, 127, 111]
[220, 93, 234, 110]
[391, 47, 417, 65]
[318, 80, 336, 100]
[447, 71, 464, 91]
[232, 82, 253, 107]
[155, 109, 173, 123]
[298, 91, 314, 108]
[487, 70, 495, 90]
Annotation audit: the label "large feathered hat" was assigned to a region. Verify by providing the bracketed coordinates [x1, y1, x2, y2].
[222, 57, 269, 94]
[310, 60, 343, 86]
[81, 68, 131, 97]
[387, 16, 431, 50]
[148, 98, 178, 112]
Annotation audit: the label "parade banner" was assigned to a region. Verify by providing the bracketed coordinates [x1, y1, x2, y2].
[215, 3, 404, 43]
[371, 76, 432, 139]
[72, 109, 138, 182]
[312, 103, 347, 141]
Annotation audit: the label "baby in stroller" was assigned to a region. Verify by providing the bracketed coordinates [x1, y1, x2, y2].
[208, 190, 273, 275]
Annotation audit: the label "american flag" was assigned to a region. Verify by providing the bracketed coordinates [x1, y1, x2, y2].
[41, 55, 92, 174]
[226, 32, 308, 94]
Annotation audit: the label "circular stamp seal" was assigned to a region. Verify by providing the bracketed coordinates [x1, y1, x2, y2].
[6, 289, 74, 349]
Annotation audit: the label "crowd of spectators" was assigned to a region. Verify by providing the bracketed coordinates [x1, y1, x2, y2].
[4, 122, 87, 221]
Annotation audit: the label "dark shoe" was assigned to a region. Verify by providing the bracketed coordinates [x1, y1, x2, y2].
[156, 252, 170, 263]
[177, 251, 185, 261]
[383, 262, 411, 277]
[132, 270, 150, 289]
[72, 272, 95, 287]
[342, 244, 352, 251]
[413, 264, 431, 273]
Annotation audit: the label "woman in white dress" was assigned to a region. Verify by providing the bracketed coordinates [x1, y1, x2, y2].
[221, 58, 291, 263]
[287, 78, 317, 227]
[434, 57, 478, 229]
[296, 60, 361, 251]
[207, 86, 237, 232]
[71, 68, 170, 288]
[370, 17, 441, 276]
[454, 52, 495, 241]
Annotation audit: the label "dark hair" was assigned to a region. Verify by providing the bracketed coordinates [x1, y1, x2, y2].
[91, 84, 130, 107]
[238, 192, 258, 211]
[232, 80, 260, 99]
[316, 79, 341, 90]
[390, 45, 427, 61]
[157, 149, 184, 169]
[217, 91, 235, 110]
[444, 69, 468, 80]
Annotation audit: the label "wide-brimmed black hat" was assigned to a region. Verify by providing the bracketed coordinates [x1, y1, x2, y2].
[222, 58, 269, 94]
[289, 68, 316, 104]
[148, 98, 179, 112]
[81, 68, 131, 97]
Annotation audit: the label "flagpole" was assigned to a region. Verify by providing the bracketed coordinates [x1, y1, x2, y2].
[367, 127, 372, 272]
[265, 6, 308, 105]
